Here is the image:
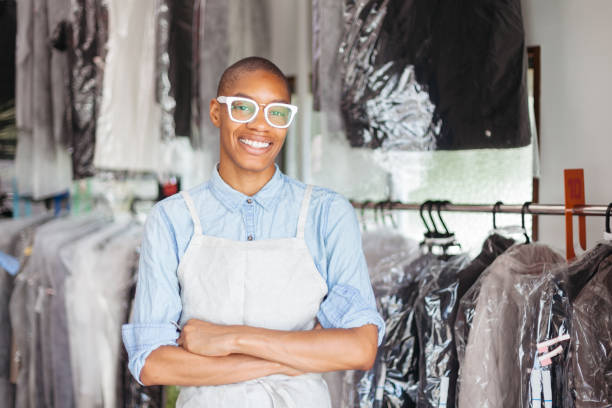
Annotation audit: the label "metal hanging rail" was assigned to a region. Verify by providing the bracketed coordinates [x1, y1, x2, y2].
[350, 201, 612, 217]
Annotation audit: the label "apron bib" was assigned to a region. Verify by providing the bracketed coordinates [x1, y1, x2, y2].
[176, 185, 331, 408]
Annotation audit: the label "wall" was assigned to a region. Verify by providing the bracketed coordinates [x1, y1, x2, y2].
[521, 0, 612, 253]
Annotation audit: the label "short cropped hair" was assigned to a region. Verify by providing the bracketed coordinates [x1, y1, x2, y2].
[216, 56, 291, 97]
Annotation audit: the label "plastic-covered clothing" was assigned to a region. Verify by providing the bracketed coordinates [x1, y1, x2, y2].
[455, 244, 565, 408]
[570, 252, 612, 407]
[0, 0, 16, 106]
[414, 234, 514, 408]
[94, 0, 163, 172]
[15, 0, 73, 199]
[67, 0, 108, 179]
[315, 0, 529, 151]
[61, 221, 141, 408]
[357, 252, 452, 407]
[0, 215, 51, 408]
[156, 0, 195, 138]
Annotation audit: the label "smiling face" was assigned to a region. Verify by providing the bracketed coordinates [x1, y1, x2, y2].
[210, 69, 291, 181]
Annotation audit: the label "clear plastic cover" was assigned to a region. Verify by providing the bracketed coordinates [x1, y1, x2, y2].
[566, 245, 612, 407]
[352, 252, 470, 407]
[454, 244, 566, 408]
[314, 0, 530, 151]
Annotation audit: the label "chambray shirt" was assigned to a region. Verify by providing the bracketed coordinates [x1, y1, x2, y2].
[122, 165, 385, 384]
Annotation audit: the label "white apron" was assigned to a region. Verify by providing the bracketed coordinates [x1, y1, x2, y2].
[175, 185, 331, 408]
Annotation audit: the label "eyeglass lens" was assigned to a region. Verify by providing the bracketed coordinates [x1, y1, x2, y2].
[229, 100, 293, 127]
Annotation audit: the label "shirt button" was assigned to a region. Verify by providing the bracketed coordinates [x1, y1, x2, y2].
[247, 235, 254, 241]
[246, 198, 253, 204]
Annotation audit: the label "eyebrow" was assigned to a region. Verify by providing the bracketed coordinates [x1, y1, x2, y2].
[233, 92, 289, 104]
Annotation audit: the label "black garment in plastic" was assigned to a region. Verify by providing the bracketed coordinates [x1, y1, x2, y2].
[67, 0, 108, 179]
[524, 270, 573, 408]
[358, 253, 450, 407]
[0, 0, 16, 107]
[570, 252, 612, 407]
[330, 0, 529, 151]
[120, 280, 164, 408]
[168, 0, 195, 138]
[414, 235, 515, 408]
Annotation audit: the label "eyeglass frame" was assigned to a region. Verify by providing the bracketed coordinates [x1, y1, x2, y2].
[216, 96, 298, 129]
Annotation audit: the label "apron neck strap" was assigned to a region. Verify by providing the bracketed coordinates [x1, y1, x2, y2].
[296, 185, 313, 239]
[181, 191, 203, 236]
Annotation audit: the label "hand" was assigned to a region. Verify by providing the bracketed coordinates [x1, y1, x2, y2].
[177, 319, 237, 357]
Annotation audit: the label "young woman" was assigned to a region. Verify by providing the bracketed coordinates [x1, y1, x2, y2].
[122, 57, 384, 407]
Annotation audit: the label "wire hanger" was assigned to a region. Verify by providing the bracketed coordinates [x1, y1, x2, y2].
[605, 203, 612, 240]
[521, 201, 532, 243]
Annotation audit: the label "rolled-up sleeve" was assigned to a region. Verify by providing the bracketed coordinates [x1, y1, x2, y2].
[317, 195, 385, 345]
[122, 203, 182, 385]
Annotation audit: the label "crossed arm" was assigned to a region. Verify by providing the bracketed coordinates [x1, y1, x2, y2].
[139, 320, 378, 386]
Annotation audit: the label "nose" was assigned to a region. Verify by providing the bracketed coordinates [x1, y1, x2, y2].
[246, 105, 269, 130]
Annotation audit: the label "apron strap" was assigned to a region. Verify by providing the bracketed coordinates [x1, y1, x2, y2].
[181, 191, 203, 236]
[296, 185, 313, 239]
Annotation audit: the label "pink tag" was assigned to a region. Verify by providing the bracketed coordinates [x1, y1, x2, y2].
[539, 345, 563, 367]
[537, 334, 570, 353]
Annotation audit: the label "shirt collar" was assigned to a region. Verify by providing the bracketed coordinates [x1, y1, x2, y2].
[209, 163, 285, 212]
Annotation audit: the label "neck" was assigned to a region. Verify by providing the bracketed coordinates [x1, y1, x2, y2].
[217, 162, 276, 196]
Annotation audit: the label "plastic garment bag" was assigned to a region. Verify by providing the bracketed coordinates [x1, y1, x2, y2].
[67, 0, 109, 178]
[15, 0, 73, 199]
[155, 0, 195, 138]
[354, 252, 450, 407]
[314, 0, 529, 151]
[455, 244, 565, 408]
[0, 215, 52, 408]
[523, 269, 573, 408]
[414, 234, 519, 408]
[568, 247, 612, 407]
[94, 0, 163, 172]
[62, 221, 142, 408]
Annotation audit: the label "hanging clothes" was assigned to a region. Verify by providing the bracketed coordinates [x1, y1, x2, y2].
[0, 214, 53, 408]
[67, 0, 109, 179]
[357, 252, 449, 407]
[61, 221, 142, 408]
[315, 0, 529, 151]
[0, 0, 16, 106]
[570, 252, 612, 407]
[94, 0, 163, 172]
[455, 244, 565, 408]
[414, 234, 515, 408]
[15, 0, 73, 199]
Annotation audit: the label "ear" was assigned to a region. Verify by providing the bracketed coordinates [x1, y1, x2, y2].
[209, 98, 221, 128]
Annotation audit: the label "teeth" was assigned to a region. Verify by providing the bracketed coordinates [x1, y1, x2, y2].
[239, 138, 270, 149]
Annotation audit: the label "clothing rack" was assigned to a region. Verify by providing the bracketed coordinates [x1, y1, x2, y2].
[350, 201, 611, 217]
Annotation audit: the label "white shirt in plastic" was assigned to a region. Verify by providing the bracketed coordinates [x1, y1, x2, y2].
[175, 185, 332, 407]
[94, 0, 163, 172]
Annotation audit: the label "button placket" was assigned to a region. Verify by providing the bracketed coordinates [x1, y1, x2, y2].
[243, 199, 255, 241]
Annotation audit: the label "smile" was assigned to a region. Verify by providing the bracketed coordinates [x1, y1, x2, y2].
[239, 138, 271, 149]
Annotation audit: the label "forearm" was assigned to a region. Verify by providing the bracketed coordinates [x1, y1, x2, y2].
[231, 324, 378, 372]
[140, 345, 293, 386]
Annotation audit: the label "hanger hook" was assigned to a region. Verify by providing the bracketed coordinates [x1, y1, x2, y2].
[605, 203, 612, 234]
[420, 200, 432, 234]
[492, 201, 504, 229]
[521, 201, 532, 243]
[360, 200, 371, 231]
[387, 200, 399, 229]
[427, 201, 440, 236]
[375, 201, 384, 227]
[436, 200, 451, 235]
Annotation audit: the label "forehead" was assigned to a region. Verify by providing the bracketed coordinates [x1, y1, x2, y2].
[226, 69, 290, 102]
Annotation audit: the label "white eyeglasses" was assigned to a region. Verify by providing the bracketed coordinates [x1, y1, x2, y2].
[216, 96, 298, 129]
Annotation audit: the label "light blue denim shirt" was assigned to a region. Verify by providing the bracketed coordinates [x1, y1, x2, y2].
[122, 164, 385, 384]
